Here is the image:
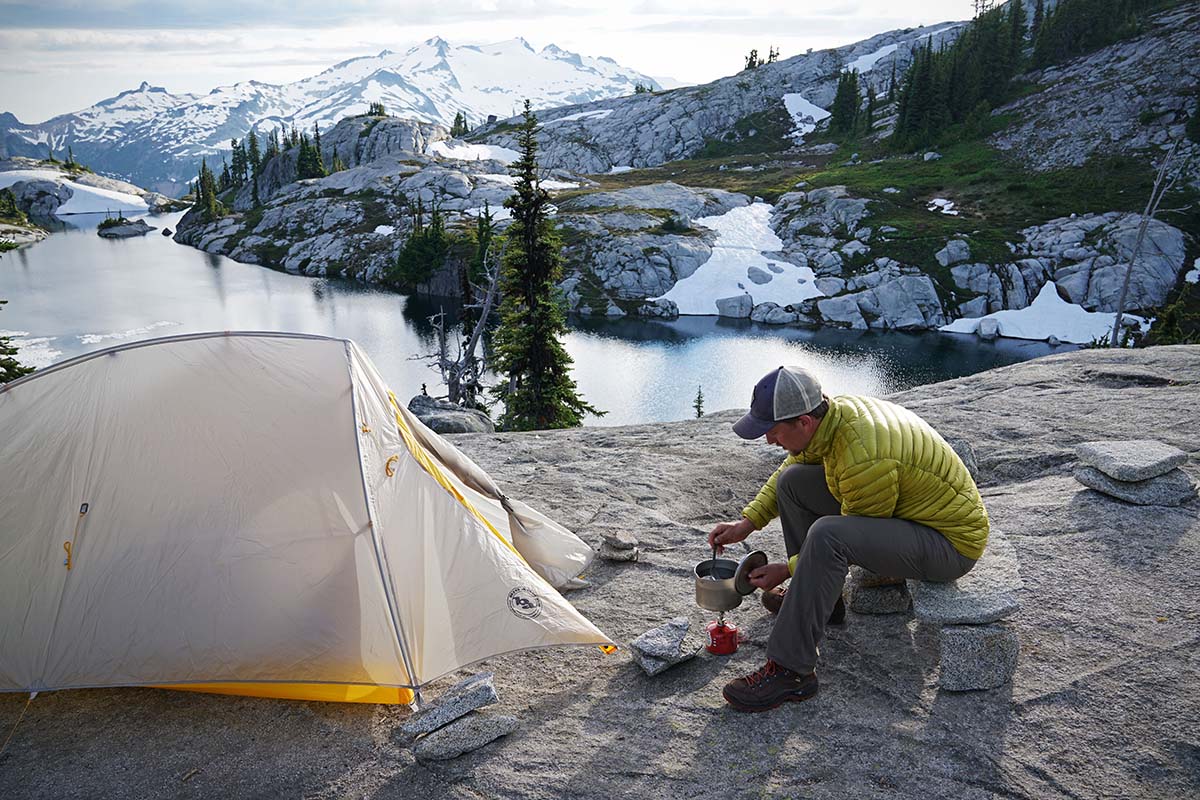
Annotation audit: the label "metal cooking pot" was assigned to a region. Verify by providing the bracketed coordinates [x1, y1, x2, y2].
[694, 558, 741, 612]
[694, 550, 769, 613]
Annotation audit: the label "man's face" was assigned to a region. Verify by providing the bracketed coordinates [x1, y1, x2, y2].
[765, 416, 817, 454]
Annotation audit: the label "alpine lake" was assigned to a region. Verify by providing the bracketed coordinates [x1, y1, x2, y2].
[0, 211, 1065, 426]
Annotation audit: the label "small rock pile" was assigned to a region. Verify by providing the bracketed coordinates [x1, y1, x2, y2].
[396, 673, 518, 762]
[1074, 440, 1196, 506]
[909, 527, 1023, 691]
[599, 530, 640, 561]
[628, 617, 701, 676]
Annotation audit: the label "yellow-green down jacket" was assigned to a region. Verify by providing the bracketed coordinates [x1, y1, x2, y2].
[741, 395, 988, 565]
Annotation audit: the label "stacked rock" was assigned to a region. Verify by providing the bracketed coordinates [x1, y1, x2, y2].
[599, 530, 640, 562]
[908, 527, 1022, 691]
[397, 673, 518, 762]
[846, 566, 911, 614]
[1074, 440, 1196, 506]
[628, 617, 701, 676]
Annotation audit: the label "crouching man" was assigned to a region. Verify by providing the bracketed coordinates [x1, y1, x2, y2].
[709, 365, 988, 712]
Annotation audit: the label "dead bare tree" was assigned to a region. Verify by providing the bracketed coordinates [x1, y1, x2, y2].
[420, 240, 506, 407]
[1110, 141, 1181, 347]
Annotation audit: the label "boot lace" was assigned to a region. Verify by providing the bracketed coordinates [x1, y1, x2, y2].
[744, 660, 781, 688]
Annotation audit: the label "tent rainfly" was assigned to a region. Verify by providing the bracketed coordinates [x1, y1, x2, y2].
[0, 332, 613, 705]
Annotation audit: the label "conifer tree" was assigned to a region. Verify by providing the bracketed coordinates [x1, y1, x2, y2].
[1008, 0, 1027, 71]
[67, 145, 76, 168]
[491, 100, 600, 431]
[693, 385, 704, 418]
[767, 46, 779, 64]
[864, 85, 877, 133]
[332, 153, 348, 172]
[830, 70, 860, 136]
[0, 299, 34, 384]
[887, 61, 897, 103]
[744, 49, 759, 70]
[1032, 0, 1045, 40]
[313, 122, 322, 167]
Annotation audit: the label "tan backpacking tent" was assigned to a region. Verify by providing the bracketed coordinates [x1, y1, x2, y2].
[0, 332, 612, 705]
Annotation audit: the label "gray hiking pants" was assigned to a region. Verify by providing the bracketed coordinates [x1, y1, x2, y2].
[766, 464, 976, 675]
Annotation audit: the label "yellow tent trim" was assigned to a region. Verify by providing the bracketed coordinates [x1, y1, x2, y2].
[386, 392, 522, 560]
[159, 682, 414, 704]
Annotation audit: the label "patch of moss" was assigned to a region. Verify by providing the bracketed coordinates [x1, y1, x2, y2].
[694, 104, 795, 159]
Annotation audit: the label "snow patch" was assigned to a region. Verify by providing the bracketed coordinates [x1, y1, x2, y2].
[475, 173, 578, 190]
[428, 140, 520, 165]
[927, 198, 960, 216]
[77, 321, 179, 345]
[1185, 257, 1199, 284]
[0, 331, 62, 369]
[846, 43, 899, 73]
[373, 224, 396, 235]
[782, 94, 831, 143]
[653, 202, 823, 315]
[457, 206, 513, 221]
[940, 282, 1147, 345]
[607, 165, 634, 174]
[0, 169, 147, 215]
[542, 109, 614, 125]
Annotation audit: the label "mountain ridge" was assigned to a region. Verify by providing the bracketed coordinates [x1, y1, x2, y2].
[0, 38, 660, 196]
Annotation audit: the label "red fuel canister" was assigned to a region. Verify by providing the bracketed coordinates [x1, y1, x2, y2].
[705, 620, 739, 654]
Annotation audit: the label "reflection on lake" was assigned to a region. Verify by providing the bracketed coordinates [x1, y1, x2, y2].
[0, 211, 1066, 426]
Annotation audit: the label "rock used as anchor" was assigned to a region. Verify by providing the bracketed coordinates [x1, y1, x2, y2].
[413, 712, 520, 762]
[599, 530, 640, 561]
[398, 672, 517, 760]
[629, 617, 700, 676]
[1074, 440, 1195, 506]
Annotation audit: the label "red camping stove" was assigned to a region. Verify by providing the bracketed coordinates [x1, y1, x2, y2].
[705, 617, 739, 655]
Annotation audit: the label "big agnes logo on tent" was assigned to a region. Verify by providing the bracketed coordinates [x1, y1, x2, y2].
[507, 587, 543, 619]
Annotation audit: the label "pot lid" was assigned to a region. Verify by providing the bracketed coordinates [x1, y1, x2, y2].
[734, 550, 768, 595]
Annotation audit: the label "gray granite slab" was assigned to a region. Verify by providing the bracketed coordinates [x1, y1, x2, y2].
[909, 527, 1022, 624]
[630, 617, 689, 659]
[629, 617, 701, 676]
[398, 672, 497, 742]
[938, 622, 1019, 691]
[413, 712, 519, 761]
[1076, 440, 1188, 482]
[1074, 465, 1197, 506]
[849, 565, 906, 588]
[945, 436, 980, 481]
[848, 582, 912, 615]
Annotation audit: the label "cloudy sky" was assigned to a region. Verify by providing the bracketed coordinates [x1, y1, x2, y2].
[1, 0, 973, 124]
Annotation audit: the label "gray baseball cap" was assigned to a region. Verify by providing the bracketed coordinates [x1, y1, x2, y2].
[732, 366, 824, 440]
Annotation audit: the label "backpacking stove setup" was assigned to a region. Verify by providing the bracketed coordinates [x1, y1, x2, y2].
[693, 548, 767, 654]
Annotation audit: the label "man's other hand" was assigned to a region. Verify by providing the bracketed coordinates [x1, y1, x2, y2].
[748, 562, 790, 591]
[708, 518, 755, 551]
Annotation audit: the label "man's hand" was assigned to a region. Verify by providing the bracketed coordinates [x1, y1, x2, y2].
[748, 562, 790, 592]
[707, 517, 755, 552]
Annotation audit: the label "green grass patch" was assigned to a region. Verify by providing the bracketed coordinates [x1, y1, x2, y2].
[694, 104, 795, 159]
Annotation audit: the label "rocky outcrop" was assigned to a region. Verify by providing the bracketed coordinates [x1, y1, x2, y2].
[7, 179, 72, 220]
[946, 212, 1190, 317]
[232, 117, 449, 209]
[97, 219, 155, 238]
[0, 222, 46, 248]
[408, 395, 495, 434]
[556, 183, 745, 313]
[3, 347, 1199, 799]
[991, 4, 1200, 188]
[1, 157, 172, 216]
[478, 23, 966, 173]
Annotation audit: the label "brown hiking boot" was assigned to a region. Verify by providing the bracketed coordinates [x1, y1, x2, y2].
[762, 588, 846, 625]
[723, 660, 818, 712]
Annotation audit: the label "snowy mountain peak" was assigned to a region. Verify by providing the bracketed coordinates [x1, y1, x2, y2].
[1, 37, 659, 193]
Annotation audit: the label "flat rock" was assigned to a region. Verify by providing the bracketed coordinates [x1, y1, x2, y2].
[848, 581, 911, 614]
[629, 617, 700, 675]
[598, 542, 640, 561]
[600, 530, 639, 550]
[909, 528, 1022, 624]
[938, 622, 1019, 691]
[1075, 440, 1189, 482]
[413, 712, 519, 761]
[398, 672, 498, 742]
[1073, 465, 1197, 506]
[848, 565, 906, 588]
